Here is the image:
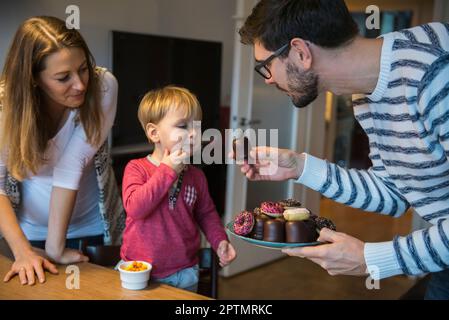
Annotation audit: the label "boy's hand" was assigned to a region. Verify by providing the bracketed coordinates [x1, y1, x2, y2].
[161, 148, 188, 175]
[217, 240, 237, 267]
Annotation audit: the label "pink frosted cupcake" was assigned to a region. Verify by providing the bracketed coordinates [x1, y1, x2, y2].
[260, 201, 284, 218]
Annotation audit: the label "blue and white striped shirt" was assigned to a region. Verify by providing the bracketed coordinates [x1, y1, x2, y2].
[297, 23, 449, 280]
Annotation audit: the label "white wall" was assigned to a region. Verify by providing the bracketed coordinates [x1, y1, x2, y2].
[157, 0, 236, 106]
[0, 0, 235, 106]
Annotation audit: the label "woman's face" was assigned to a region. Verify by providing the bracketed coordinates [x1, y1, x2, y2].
[36, 47, 89, 109]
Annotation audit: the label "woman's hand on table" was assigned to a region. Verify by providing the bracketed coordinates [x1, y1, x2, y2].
[45, 247, 89, 265]
[229, 146, 305, 182]
[3, 247, 59, 285]
[217, 240, 237, 267]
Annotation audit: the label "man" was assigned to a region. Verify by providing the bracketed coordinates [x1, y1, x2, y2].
[235, 0, 449, 299]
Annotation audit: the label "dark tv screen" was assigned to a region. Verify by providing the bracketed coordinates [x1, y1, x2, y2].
[112, 31, 222, 147]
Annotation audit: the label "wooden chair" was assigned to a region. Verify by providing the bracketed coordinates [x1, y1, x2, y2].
[81, 243, 121, 268]
[399, 275, 430, 300]
[197, 247, 219, 299]
[80, 242, 219, 298]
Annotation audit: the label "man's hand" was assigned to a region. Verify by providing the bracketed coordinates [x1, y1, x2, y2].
[229, 146, 305, 182]
[282, 228, 368, 276]
[216, 240, 237, 267]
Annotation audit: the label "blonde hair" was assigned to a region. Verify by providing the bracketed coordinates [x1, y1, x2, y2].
[0, 16, 103, 180]
[138, 86, 202, 132]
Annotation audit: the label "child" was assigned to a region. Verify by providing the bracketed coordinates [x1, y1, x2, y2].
[120, 86, 236, 292]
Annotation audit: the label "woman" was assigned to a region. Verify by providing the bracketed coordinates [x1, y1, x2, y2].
[0, 16, 125, 285]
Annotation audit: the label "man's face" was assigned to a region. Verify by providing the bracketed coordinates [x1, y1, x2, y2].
[254, 41, 319, 108]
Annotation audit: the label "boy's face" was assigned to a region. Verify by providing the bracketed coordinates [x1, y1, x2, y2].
[147, 106, 200, 156]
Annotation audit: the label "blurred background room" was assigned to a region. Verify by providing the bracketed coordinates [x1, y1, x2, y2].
[1, 0, 448, 299]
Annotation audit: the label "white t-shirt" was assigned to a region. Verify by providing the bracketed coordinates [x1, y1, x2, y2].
[0, 68, 118, 241]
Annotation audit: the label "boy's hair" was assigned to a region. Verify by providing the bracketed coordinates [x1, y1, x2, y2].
[138, 86, 202, 130]
[239, 0, 359, 56]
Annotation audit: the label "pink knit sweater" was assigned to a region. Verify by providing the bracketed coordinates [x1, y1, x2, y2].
[120, 157, 228, 278]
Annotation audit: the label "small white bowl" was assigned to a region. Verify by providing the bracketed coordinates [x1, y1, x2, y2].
[118, 261, 152, 290]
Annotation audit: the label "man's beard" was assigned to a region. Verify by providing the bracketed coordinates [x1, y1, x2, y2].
[285, 62, 319, 108]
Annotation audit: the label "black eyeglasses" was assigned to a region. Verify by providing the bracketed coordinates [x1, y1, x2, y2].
[254, 43, 290, 79]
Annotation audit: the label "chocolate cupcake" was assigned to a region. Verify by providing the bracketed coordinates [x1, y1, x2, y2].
[275, 216, 286, 222]
[251, 214, 269, 240]
[263, 219, 285, 242]
[285, 220, 319, 243]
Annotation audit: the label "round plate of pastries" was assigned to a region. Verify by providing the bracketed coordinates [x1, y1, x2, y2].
[226, 199, 336, 250]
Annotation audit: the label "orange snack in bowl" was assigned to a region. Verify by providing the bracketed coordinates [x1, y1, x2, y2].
[121, 261, 148, 272]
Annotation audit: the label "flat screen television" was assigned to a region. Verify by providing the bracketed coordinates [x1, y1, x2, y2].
[112, 31, 222, 147]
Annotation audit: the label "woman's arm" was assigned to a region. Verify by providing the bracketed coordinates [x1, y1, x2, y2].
[45, 70, 118, 262]
[0, 195, 58, 284]
[44, 187, 89, 264]
[0, 196, 33, 257]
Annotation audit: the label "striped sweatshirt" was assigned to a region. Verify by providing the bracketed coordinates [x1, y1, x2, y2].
[297, 23, 449, 280]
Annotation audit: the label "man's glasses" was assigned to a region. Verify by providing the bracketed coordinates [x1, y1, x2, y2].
[254, 43, 290, 79]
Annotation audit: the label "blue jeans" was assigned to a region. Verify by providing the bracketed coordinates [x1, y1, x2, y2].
[156, 265, 199, 293]
[425, 269, 449, 300]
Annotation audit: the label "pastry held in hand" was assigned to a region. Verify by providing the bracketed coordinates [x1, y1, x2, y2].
[232, 136, 251, 162]
[283, 208, 310, 221]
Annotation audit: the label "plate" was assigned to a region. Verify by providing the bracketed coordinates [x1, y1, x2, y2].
[226, 222, 322, 250]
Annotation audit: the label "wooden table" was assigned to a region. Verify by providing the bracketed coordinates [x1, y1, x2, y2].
[0, 251, 210, 300]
